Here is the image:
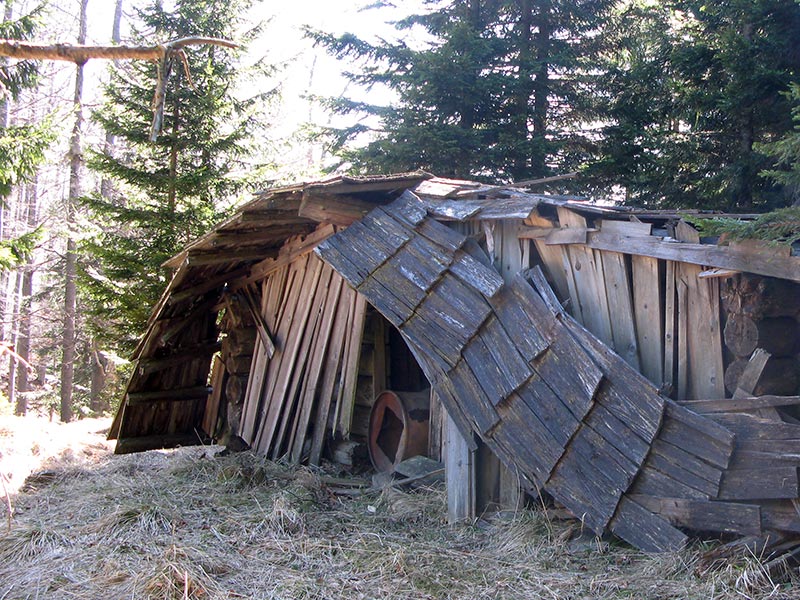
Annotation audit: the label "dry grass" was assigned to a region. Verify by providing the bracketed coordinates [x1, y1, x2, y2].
[0, 416, 797, 599]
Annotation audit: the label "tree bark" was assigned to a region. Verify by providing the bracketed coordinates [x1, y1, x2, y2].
[531, 0, 551, 177]
[14, 179, 37, 415]
[60, 0, 89, 423]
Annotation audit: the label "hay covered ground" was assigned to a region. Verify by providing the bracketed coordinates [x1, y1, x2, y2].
[0, 415, 795, 599]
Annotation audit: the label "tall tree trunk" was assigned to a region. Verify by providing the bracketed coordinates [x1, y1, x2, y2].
[511, 0, 534, 181]
[531, 0, 551, 177]
[60, 0, 89, 423]
[90, 0, 124, 413]
[13, 179, 36, 415]
[0, 0, 14, 349]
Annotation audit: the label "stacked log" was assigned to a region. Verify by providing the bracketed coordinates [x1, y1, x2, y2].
[722, 275, 800, 396]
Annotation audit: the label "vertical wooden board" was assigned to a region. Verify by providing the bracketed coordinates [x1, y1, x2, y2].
[309, 280, 353, 465]
[428, 389, 444, 462]
[558, 245, 584, 323]
[445, 410, 476, 523]
[676, 275, 689, 400]
[532, 238, 571, 305]
[600, 250, 640, 369]
[290, 274, 345, 463]
[664, 261, 677, 393]
[497, 219, 526, 283]
[254, 254, 320, 453]
[680, 263, 725, 400]
[557, 208, 614, 347]
[273, 265, 335, 458]
[336, 292, 368, 438]
[632, 255, 663, 386]
[201, 355, 226, 436]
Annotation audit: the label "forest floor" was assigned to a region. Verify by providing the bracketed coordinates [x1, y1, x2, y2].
[0, 415, 796, 599]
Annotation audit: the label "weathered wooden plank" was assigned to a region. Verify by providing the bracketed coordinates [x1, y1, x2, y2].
[719, 468, 800, 500]
[631, 465, 710, 500]
[709, 413, 800, 441]
[760, 501, 800, 533]
[360, 205, 413, 251]
[476, 315, 532, 397]
[446, 359, 501, 434]
[201, 356, 226, 436]
[445, 411, 476, 523]
[609, 496, 688, 552]
[126, 385, 212, 404]
[492, 393, 564, 482]
[289, 271, 345, 463]
[298, 191, 377, 226]
[309, 281, 355, 465]
[255, 255, 323, 454]
[386, 190, 428, 225]
[599, 220, 652, 237]
[391, 236, 451, 293]
[583, 402, 651, 467]
[515, 373, 579, 448]
[663, 261, 677, 392]
[557, 208, 614, 347]
[357, 275, 417, 327]
[676, 275, 689, 400]
[665, 401, 735, 448]
[401, 311, 463, 370]
[657, 419, 732, 471]
[450, 249, 504, 298]
[600, 250, 640, 369]
[583, 230, 800, 283]
[532, 237, 571, 302]
[678, 395, 800, 414]
[337, 293, 368, 439]
[137, 341, 222, 375]
[314, 233, 371, 288]
[546, 427, 630, 533]
[371, 259, 428, 312]
[643, 447, 720, 497]
[680, 263, 725, 400]
[416, 274, 492, 344]
[632, 255, 663, 385]
[115, 432, 206, 454]
[416, 218, 467, 252]
[629, 495, 760, 536]
[649, 438, 723, 488]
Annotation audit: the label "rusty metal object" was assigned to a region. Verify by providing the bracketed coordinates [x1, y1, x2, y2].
[368, 390, 430, 472]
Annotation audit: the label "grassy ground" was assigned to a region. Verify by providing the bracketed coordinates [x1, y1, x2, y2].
[0, 415, 796, 599]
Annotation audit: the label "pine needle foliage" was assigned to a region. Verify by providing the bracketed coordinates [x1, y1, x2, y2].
[81, 0, 272, 352]
[686, 207, 800, 247]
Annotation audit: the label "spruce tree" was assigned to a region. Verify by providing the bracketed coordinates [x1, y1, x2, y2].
[592, 0, 800, 210]
[81, 0, 269, 353]
[310, 0, 614, 183]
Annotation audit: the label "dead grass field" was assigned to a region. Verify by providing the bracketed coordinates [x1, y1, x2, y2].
[0, 415, 796, 599]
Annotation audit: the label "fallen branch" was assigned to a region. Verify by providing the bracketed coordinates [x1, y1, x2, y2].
[0, 36, 237, 63]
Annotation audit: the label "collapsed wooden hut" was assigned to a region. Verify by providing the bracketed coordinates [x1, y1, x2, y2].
[110, 172, 800, 553]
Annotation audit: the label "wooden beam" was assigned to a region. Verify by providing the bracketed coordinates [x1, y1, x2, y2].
[168, 266, 250, 305]
[238, 286, 276, 358]
[114, 432, 206, 454]
[126, 385, 212, 404]
[137, 341, 222, 374]
[678, 395, 800, 414]
[298, 191, 377, 226]
[186, 246, 279, 266]
[228, 223, 335, 290]
[584, 232, 800, 283]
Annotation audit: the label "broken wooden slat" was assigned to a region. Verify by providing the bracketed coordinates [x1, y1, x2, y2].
[298, 191, 377, 226]
[678, 395, 800, 414]
[336, 292, 368, 439]
[628, 495, 761, 536]
[631, 255, 663, 385]
[201, 356, 226, 436]
[126, 386, 212, 404]
[718, 468, 800, 500]
[309, 281, 355, 465]
[583, 231, 800, 284]
[600, 250, 640, 369]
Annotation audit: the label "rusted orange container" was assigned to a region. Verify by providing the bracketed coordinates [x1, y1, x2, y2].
[368, 390, 430, 472]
